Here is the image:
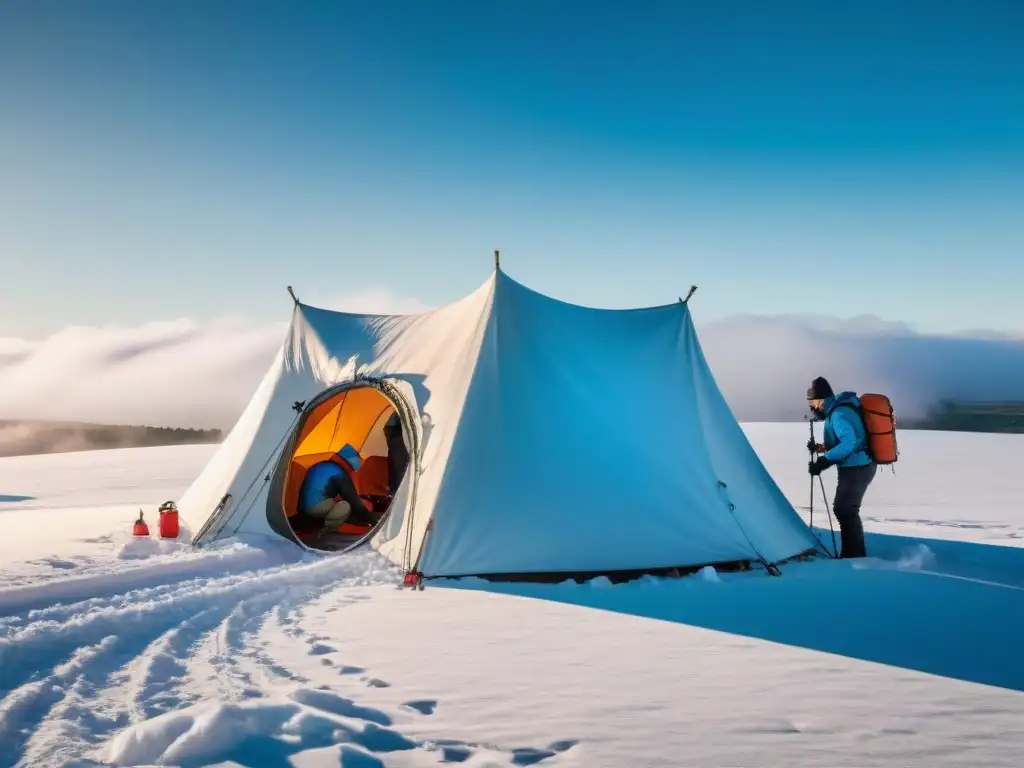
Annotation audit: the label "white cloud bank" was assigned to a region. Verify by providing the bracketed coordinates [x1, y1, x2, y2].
[700, 314, 1024, 421]
[2, 291, 1022, 430]
[0, 290, 430, 430]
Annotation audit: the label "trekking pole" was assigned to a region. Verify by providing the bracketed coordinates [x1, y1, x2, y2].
[818, 474, 839, 559]
[807, 416, 815, 531]
[807, 416, 838, 559]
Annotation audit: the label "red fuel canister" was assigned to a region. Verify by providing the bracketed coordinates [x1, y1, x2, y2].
[159, 501, 180, 539]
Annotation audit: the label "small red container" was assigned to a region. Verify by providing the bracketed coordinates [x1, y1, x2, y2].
[159, 501, 180, 539]
[132, 511, 150, 537]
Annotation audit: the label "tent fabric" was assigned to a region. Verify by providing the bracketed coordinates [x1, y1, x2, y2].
[355, 455, 391, 497]
[293, 387, 392, 459]
[179, 269, 819, 578]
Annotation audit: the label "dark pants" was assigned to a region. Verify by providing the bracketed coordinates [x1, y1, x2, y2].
[833, 462, 876, 558]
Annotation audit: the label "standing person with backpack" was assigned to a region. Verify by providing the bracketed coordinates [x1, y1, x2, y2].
[806, 376, 877, 558]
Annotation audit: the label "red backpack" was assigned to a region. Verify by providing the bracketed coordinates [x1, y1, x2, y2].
[857, 393, 899, 465]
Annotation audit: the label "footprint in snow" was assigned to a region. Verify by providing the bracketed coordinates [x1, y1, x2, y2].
[308, 643, 335, 656]
[79, 533, 115, 544]
[402, 699, 437, 715]
[365, 678, 391, 688]
[426, 737, 578, 766]
[511, 740, 580, 765]
[292, 688, 392, 725]
[337, 665, 365, 675]
[434, 741, 474, 762]
[100, 693, 578, 767]
[733, 720, 802, 735]
[29, 557, 79, 570]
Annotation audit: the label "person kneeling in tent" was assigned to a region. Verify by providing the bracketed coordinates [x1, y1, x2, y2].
[309, 444, 374, 538]
[806, 376, 876, 559]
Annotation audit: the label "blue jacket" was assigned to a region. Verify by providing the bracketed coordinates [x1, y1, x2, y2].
[822, 392, 873, 468]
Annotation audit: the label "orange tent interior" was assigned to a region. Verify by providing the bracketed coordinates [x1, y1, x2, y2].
[283, 386, 397, 537]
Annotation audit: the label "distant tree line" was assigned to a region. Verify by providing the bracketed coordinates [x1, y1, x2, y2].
[0, 420, 223, 458]
[901, 401, 1024, 434]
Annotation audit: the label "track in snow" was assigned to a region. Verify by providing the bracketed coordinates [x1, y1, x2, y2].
[0, 547, 577, 767]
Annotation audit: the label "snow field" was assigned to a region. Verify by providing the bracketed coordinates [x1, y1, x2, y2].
[1, 428, 1024, 766]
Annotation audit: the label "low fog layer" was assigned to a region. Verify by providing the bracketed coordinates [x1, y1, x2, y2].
[699, 315, 1024, 422]
[0, 421, 129, 457]
[0, 420, 221, 458]
[2, 293, 1022, 430]
[0, 318, 286, 430]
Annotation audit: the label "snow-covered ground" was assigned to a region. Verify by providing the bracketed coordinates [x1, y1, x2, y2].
[1, 425, 1023, 767]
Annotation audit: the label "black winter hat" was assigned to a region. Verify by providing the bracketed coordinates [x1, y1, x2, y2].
[806, 376, 834, 400]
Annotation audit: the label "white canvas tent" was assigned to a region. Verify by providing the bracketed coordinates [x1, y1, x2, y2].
[180, 267, 820, 580]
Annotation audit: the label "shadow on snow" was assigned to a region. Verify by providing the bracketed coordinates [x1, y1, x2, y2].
[447, 531, 1024, 693]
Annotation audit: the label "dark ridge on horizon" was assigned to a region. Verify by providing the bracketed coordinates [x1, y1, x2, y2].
[900, 401, 1024, 434]
[0, 420, 222, 458]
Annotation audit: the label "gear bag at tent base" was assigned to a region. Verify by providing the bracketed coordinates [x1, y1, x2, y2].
[177, 267, 822, 582]
[858, 393, 899, 465]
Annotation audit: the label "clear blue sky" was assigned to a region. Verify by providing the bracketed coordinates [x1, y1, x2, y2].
[2, 0, 1022, 337]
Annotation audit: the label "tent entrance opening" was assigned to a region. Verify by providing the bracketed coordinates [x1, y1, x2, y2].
[282, 385, 410, 552]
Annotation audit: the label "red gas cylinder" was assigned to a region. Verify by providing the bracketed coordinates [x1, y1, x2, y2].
[132, 510, 150, 537]
[158, 501, 180, 539]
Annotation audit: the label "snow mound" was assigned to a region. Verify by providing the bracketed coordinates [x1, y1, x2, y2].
[698, 566, 721, 583]
[897, 543, 938, 571]
[0, 538, 294, 616]
[117, 535, 191, 561]
[103, 687, 579, 767]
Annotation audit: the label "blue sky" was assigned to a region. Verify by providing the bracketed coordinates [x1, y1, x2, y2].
[2, 0, 1022, 338]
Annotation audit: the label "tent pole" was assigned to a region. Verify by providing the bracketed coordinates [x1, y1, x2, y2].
[494, 250, 500, 270]
[680, 285, 698, 304]
[287, 286, 300, 306]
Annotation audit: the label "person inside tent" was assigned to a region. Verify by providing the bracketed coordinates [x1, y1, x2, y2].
[806, 376, 876, 559]
[309, 444, 375, 538]
[383, 413, 409, 494]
